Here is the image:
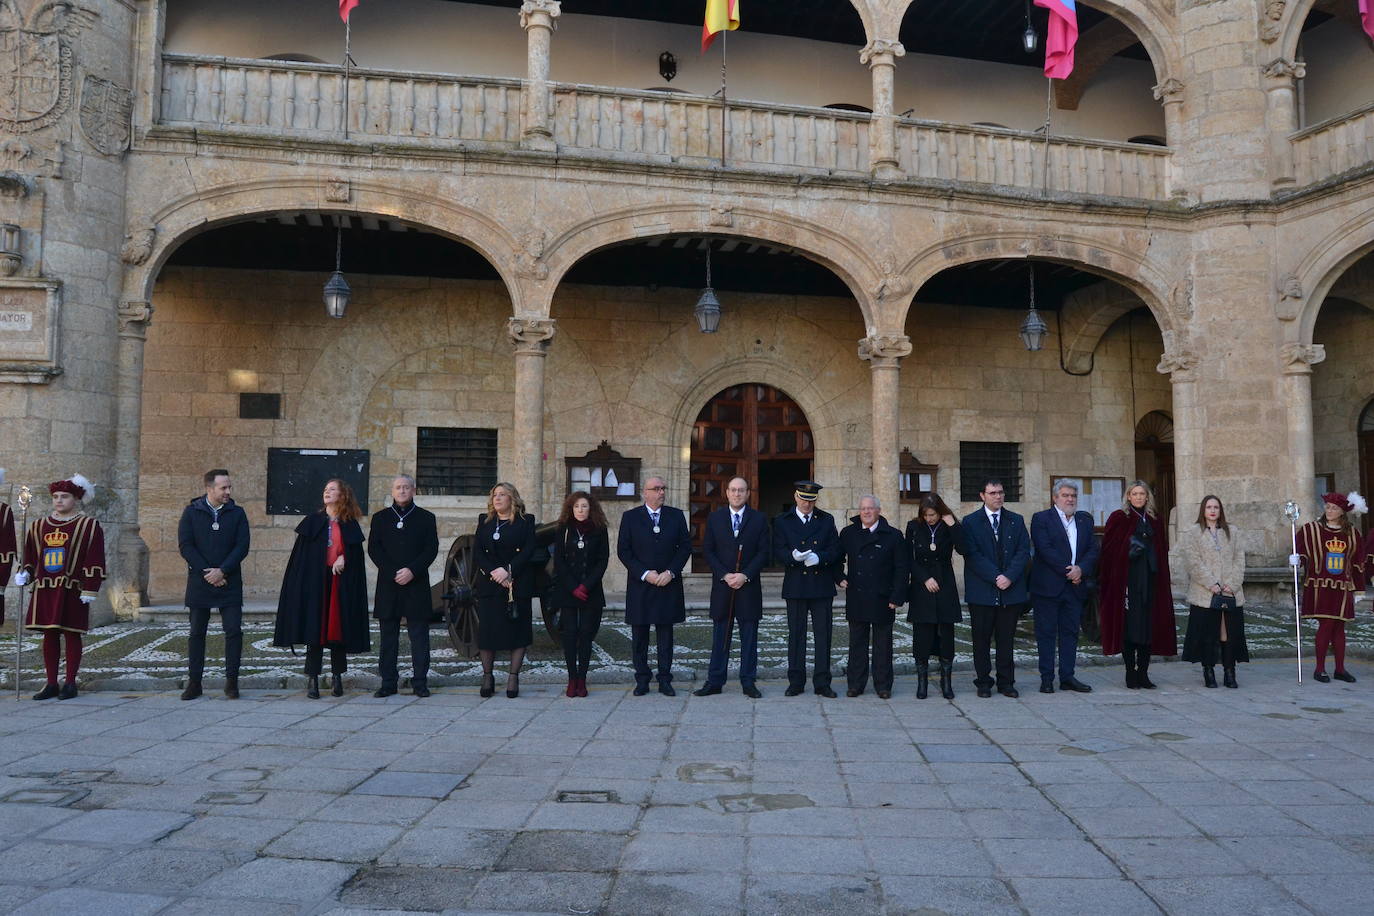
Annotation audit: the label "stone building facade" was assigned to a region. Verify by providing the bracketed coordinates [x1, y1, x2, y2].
[0, 0, 1371, 615]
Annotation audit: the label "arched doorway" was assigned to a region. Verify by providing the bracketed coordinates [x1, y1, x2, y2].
[1134, 410, 1175, 519]
[689, 384, 814, 554]
[1360, 399, 1374, 535]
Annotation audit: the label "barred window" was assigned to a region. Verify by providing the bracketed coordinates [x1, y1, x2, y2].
[959, 441, 1022, 502]
[416, 427, 497, 496]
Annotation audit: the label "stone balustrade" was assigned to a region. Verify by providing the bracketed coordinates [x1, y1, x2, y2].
[1291, 102, 1374, 188]
[158, 54, 1172, 200]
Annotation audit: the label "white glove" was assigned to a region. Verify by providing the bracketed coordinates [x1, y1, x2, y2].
[803, 552, 820, 567]
[1288, 553, 1301, 567]
[792, 549, 805, 562]
[79, 595, 95, 605]
[13, 571, 29, 586]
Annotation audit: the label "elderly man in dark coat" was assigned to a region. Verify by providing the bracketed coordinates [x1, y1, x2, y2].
[617, 476, 691, 696]
[837, 494, 909, 699]
[773, 480, 841, 697]
[368, 474, 440, 698]
[694, 477, 771, 698]
[178, 469, 251, 700]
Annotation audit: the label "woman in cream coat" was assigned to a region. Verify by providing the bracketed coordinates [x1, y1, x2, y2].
[1180, 495, 1248, 688]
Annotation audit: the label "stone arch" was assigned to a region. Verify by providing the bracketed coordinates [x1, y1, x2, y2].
[538, 204, 887, 333]
[123, 178, 524, 311]
[898, 232, 1178, 345]
[1274, 0, 1368, 66]
[1060, 281, 1150, 372]
[1291, 212, 1374, 345]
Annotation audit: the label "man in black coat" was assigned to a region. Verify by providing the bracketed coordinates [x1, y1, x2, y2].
[962, 477, 1031, 698]
[368, 475, 440, 698]
[694, 477, 771, 698]
[617, 476, 691, 696]
[178, 469, 251, 700]
[772, 480, 840, 697]
[837, 494, 909, 699]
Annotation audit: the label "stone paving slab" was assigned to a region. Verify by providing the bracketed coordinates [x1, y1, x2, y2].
[0, 659, 1372, 913]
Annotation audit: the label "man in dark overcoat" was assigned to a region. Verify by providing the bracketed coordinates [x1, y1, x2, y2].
[694, 477, 771, 698]
[178, 469, 251, 700]
[772, 480, 840, 697]
[368, 475, 440, 697]
[836, 494, 909, 698]
[617, 475, 691, 696]
[1029, 480, 1100, 694]
[962, 477, 1030, 698]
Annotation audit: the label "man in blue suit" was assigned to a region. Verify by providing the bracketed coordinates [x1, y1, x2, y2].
[962, 478, 1030, 698]
[695, 477, 771, 698]
[618, 476, 692, 696]
[1029, 479, 1100, 694]
[772, 480, 840, 697]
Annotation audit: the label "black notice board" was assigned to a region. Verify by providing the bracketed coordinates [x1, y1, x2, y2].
[266, 448, 370, 516]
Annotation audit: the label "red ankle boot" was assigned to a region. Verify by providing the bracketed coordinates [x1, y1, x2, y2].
[565, 679, 577, 698]
[576, 678, 589, 697]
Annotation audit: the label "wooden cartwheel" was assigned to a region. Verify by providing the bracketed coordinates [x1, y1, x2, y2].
[431, 522, 560, 658]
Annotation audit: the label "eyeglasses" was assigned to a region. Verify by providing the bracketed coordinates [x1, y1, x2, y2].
[645, 486, 666, 491]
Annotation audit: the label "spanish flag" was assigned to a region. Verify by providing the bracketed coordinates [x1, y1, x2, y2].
[702, 0, 740, 53]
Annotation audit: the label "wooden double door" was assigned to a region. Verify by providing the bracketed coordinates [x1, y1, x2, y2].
[689, 384, 814, 559]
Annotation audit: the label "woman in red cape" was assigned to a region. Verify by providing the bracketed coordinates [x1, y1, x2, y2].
[1098, 480, 1177, 688]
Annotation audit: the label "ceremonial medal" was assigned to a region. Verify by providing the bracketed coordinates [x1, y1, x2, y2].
[653, 525, 660, 534]
[396, 521, 404, 529]
[493, 531, 501, 541]
[577, 536, 585, 549]
[929, 543, 936, 551]
[211, 522, 220, 531]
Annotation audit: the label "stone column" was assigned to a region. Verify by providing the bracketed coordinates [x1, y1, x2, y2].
[110, 300, 155, 613]
[1157, 347, 1201, 536]
[1151, 78, 1186, 200]
[859, 334, 912, 514]
[860, 39, 904, 180]
[1280, 342, 1326, 512]
[1261, 58, 1305, 189]
[519, 0, 561, 152]
[508, 317, 556, 518]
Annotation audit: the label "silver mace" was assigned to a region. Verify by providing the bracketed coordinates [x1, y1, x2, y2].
[1284, 500, 1302, 685]
[14, 485, 31, 701]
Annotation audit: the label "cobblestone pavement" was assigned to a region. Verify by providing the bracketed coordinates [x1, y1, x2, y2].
[0, 658, 1372, 915]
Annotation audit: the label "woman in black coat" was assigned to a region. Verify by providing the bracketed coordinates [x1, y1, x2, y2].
[551, 490, 610, 698]
[273, 478, 370, 698]
[905, 493, 965, 701]
[473, 482, 538, 698]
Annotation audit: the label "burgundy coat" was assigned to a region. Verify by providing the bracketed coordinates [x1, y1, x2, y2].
[1098, 509, 1177, 656]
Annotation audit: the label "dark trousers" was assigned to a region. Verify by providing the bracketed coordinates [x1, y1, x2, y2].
[378, 617, 430, 689]
[188, 605, 243, 681]
[304, 644, 347, 677]
[630, 623, 674, 686]
[968, 604, 1018, 688]
[913, 621, 955, 663]
[847, 621, 894, 694]
[559, 607, 603, 678]
[705, 615, 760, 687]
[786, 597, 833, 690]
[1032, 592, 1083, 682]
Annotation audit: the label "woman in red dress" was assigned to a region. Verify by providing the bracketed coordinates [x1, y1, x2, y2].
[14, 476, 105, 700]
[1098, 481, 1177, 689]
[1291, 491, 1366, 683]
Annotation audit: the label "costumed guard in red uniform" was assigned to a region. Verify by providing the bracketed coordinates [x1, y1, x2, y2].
[14, 476, 106, 699]
[1293, 491, 1366, 683]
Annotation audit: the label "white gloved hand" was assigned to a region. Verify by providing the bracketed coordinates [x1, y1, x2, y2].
[1288, 553, 1301, 567]
[13, 571, 29, 586]
[803, 552, 820, 567]
[79, 595, 95, 605]
[791, 549, 805, 562]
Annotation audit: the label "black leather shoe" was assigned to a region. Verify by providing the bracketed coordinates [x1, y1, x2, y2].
[632, 683, 650, 696]
[1137, 674, 1157, 689]
[374, 685, 397, 698]
[999, 686, 1019, 699]
[331, 676, 345, 697]
[58, 682, 78, 700]
[743, 685, 762, 699]
[480, 673, 496, 697]
[1203, 666, 1217, 688]
[307, 675, 320, 699]
[1313, 670, 1331, 683]
[876, 690, 891, 700]
[816, 687, 837, 698]
[224, 677, 239, 700]
[845, 688, 862, 698]
[1039, 681, 1055, 694]
[658, 683, 677, 696]
[976, 685, 992, 698]
[693, 684, 722, 697]
[412, 684, 431, 698]
[180, 680, 203, 701]
[785, 685, 804, 697]
[32, 683, 59, 701]
[1333, 670, 1357, 683]
[1059, 678, 1092, 693]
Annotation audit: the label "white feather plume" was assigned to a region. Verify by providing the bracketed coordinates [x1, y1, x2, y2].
[1347, 491, 1368, 516]
[0, 468, 6, 486]
[68, 473, 94, 502]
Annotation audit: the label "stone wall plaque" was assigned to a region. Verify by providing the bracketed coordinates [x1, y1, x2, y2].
[0, 279, 61, 383]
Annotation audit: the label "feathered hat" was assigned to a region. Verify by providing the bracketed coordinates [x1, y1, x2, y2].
[1321, 491, 1367, 516]
[49, 473, 93, 501]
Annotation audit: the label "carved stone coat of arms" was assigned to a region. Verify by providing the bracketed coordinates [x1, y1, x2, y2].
[0, 0, 98, 134]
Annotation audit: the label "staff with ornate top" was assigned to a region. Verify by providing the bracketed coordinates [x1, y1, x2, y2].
[12, 475, 106, 700]
[1284, 501, 1303, 683]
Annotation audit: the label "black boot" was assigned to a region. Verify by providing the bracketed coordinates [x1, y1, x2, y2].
[1223, 667, 1238, 688]
[1203, 666, 1217, 688]
[224, 677, 239, 699]
[306, 675, 320, 699]
[331, 674, 344, 697]
[915, 663, 929, 699]
[180, 679, 203, 701]
[939, 661, 955, 700]
[1124, 651, 1138, 689]
[1136, 648, 1156, 689]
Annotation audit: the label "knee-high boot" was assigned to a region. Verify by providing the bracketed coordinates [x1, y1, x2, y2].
[915, 663, 929, 699]
[1136, 646, 1156, 689]
[939, 660, 955, 700]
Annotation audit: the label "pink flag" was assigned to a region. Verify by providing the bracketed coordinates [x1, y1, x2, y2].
[1032, 0, 1079, 80]
[1361, 0, 1374, 41]
[340, 0, 359, 23]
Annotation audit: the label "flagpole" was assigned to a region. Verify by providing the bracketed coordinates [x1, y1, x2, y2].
[1040, 77, 1053, 193]
[720, 30, 728, 168]
[343, 17, 352, 139]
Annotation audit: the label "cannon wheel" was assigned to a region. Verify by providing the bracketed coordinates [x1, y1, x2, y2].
[437, 525, 561, 658]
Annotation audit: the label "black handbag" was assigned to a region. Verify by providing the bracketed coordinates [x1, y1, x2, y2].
[1128, 534, 1149, 559]
[1209, 593, 1237, 611]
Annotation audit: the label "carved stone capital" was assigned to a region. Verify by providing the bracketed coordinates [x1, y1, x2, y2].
[519, 0, 561, 30]
[508, 317, 556, 355]
[1280, 342, 1325, 373]
[859, 39, 905, 67]
[1261, 58, 1306, 81]
[120, 227, 155, 266]
[117, 300, 154, 339]
[1156, 349, 1199, 379]
[858, 334, 912, 365]
[1151, 78, 1184, 102]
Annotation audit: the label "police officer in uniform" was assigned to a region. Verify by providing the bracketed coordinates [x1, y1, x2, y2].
[772, 480, 840, 697]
